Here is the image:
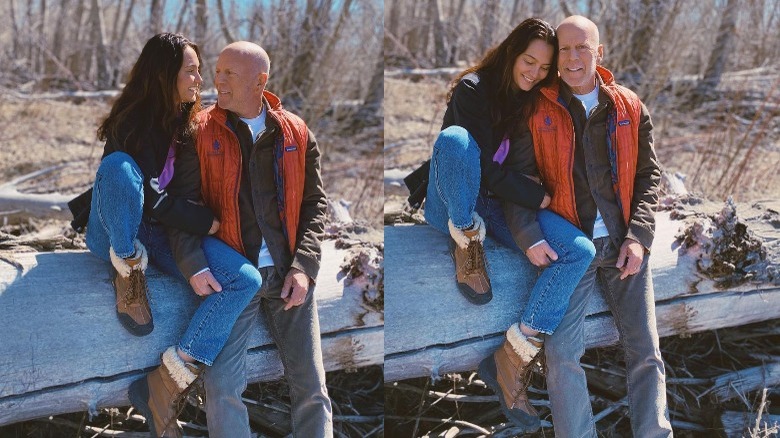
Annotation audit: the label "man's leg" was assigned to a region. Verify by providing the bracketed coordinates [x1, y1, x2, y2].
[198, 242, 266, 438]
[598, 243, 673, 438]
[260, 269, 333, 438]
[544, 238, 604, 438]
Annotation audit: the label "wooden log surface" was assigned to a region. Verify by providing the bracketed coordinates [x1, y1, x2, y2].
[0, 240, 383, 426]
[384, 211, 780, 382]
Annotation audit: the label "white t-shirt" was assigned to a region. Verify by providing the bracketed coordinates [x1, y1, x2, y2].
[240, 108, 274, 268]
[573, 86, 609, 239]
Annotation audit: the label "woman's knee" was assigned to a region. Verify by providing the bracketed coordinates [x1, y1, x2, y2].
[570, 236, 596, 264]
[433, 126, 479, 161]
[97, 152, 143, 186]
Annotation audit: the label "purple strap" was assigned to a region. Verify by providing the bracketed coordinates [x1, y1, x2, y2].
[493, 135, 510, 165]
[157, 140, 176, 189]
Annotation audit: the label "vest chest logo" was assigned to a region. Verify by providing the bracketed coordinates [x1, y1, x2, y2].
[285, 145, 298, 152]
[538, 114, 556, 132]
[208, 139, 223, 156]
[618, 120, 630, 126]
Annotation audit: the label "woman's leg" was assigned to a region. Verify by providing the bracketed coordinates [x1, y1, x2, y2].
[85, 151, 153, 336]
[424, 126, 492, 304]
[424, 126, 481, 233]
[176, 236, 263, 367]
[519, 209, 596, 335]
[86, 152, 144, 261]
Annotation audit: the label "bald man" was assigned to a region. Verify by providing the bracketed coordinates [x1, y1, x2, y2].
[503, 16, 673, 437]
[133, 41, 331, 437]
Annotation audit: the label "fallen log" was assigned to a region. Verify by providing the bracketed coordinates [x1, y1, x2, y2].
[709, 362, 780, 403]
[384, 203, 780, 382]
[721, 412, 780, 438]
[0, 240, 383, 426]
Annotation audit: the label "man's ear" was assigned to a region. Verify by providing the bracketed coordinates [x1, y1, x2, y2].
[596, 44, 604, 64]
[258, 72, 269, 91]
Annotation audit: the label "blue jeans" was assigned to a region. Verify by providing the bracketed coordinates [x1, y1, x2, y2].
[424, 126, 595, 334]
[544, 237, 673, 437]
[85, 152, 262, 365]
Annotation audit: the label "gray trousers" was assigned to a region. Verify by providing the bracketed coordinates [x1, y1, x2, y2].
[203, 266, 333, 438]
[544, 237, 673, 438]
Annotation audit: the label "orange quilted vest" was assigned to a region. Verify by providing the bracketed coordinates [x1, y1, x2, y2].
[529, 66, 642, 228]
[195, 91, 308, 255]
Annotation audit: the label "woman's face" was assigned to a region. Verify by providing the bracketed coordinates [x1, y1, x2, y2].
[175, 46, 202, 105]
[512, 39, 554, 92]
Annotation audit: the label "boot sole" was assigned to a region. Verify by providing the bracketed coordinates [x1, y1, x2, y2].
[478, 355, 541, 432]
[448, 240, 493, 305]
[128, 376, 158, 437]
[116, 309, 154, 336]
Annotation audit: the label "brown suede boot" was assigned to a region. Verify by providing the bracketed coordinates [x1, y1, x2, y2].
[111, 240, 153, 336]
[478, 323, 543, 432]
[129, 347, 202, 438]
[448, 212, 492, 304]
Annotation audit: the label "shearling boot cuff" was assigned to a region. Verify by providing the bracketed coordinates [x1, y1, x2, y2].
[506, 323, 541, 363]
[161, 346, 198, 391]
[109, 239, 148, 278]
[448, 212, 486, 249]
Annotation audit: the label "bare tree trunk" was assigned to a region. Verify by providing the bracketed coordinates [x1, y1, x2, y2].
[90, 0, 110, 89]
[319, 0, 354, 72]
[288, 0, 332, 101]
[479, 0, 499, 54]
[110, 0, 123, 43]
[69, 0, 87, 80]
[559, 0, 574, 17]
[174, 1, 189, 33]
[356, 55, 383, 125]
[47, 0, 72, 86]
[39, 0, 47, 77]
[194, 0, 207, 43]
[510, 0, 522, 21]
[532, 0, 545, 17]
[697, 0, 739, 95]
[9, 0, 20, 57]
[149, 0, 162, 35]
[216, 0, 236, 43]
[626, 0, 665, 76]
[429, 0, 448, 66]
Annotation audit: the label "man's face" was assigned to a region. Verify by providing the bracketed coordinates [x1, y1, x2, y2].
[214, 49, 266, 118]
[557, 22, 603, 94]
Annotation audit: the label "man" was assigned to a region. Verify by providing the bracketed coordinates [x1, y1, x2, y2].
[504, 15, 673, 437]
[136, 41, 332, 438]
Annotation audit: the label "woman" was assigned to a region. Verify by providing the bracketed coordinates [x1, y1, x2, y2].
[421, 18, 596, 432]
[82, 33, 217, 337]
[80, 33, 267, 436]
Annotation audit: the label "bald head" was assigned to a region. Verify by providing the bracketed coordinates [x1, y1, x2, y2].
[557, 16, 600, 46]
[221, 41, 270, 76]
[556, 15, 603, 94]
[215, 41, 271, 118]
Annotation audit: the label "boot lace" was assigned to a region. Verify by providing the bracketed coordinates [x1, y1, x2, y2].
[465, 240, 486, 274]
[124, 270, 147, 306]
[161, 374, 206, 436]
[510, 346, 547, 406]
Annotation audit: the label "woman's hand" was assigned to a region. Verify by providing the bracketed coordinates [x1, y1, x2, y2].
[540, 193, 551, 209]
[208, 218, 220, 235]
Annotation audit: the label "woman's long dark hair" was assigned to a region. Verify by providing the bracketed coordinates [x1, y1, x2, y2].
[449, 18, 557, 138]
[97, 33, 202, 155]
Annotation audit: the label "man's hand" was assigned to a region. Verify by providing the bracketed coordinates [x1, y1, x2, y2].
[525, 240, 558, 267]
[616, 238, 644, 280]
[281, 268, 310, 311]
[208, 218, 220, 235]
[189, 269, 223, 296]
